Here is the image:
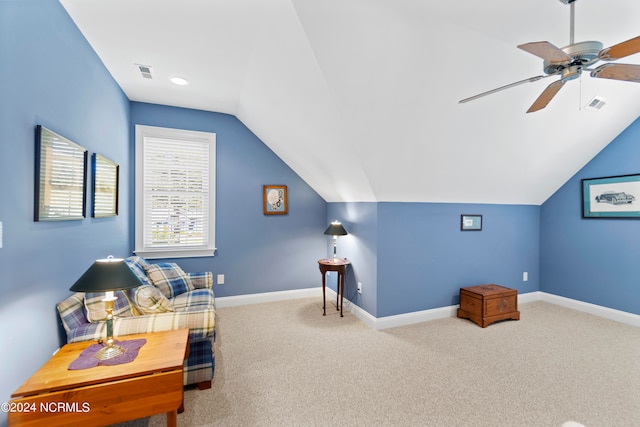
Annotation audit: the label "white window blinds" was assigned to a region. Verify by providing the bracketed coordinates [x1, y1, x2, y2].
[135, 125, 216, 258]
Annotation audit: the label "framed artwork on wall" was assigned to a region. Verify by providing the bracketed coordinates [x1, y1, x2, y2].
[263, 185, 288, 215]
[461, 214, 482, 231]
[582, 174, 640, 218]
[34, 125, 88, 221]
[92, 153, 119, 218]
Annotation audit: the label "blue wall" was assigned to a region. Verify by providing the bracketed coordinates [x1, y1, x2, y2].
[327, 203, 379, 315]
[130, 103, 328, 296]
[0, 0, 131, 415]
[377, 203, 540, 317]
[541, 117, 640, 315]
[328, 202, 540, 317]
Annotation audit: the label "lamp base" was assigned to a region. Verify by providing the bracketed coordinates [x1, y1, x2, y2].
[95, 343, 126, 360]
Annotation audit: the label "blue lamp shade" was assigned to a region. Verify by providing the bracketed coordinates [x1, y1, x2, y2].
[324, 221, 348, 236]
[70, 256, 141, 292]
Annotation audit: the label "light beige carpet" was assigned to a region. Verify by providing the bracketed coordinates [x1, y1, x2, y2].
[116, 297, 640, 427]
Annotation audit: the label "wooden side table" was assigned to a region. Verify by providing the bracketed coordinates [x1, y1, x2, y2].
[318, 258, 350, 317]
[8, 329, 189, 427]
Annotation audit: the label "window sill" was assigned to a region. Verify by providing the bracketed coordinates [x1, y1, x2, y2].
[134, 248, 216, 259]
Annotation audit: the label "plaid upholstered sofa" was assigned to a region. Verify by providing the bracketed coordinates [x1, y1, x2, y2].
[57, 256, 216, 389]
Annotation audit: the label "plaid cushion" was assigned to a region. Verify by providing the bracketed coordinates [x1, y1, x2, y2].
[125, 256, 152, 286]
[134, 285, 174, 314]
[58, 293, 91, 334]
[172, 288, 215, 312]
[189, 271, 213, 289]
[84, 290, 135, 322]
[145, 263, 194, 298]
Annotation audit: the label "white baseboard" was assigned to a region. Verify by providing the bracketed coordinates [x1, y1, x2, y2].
[216, 288, 320, 308]
[368, 290, 640, 330]
[216, 288, 640, 329]
[536, 292, 640, 328]
[341, 290, 544, 330]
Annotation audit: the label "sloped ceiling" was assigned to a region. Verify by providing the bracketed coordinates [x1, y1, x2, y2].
[60, 0, 640, 204]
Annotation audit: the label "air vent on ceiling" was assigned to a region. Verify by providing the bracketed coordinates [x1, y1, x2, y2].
[585, 95, 606, 110]
[136, 64, 153, 79]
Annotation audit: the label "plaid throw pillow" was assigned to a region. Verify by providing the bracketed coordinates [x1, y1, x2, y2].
[133, 285, 174, 314]
[145, 262, 194, 298]
[125, 257, 152, 286]
[84, 290, 135, 323]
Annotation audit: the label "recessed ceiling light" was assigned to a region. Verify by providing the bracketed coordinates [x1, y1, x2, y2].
[170, 76, 188, 86]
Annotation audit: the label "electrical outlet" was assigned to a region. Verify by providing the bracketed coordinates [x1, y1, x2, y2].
[217, 274, 224, 285]
[357, 282, 362, 294]
[523, 272, 528, 282]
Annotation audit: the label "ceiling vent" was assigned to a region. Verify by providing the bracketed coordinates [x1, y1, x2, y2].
[585, 95, 606, 110]
[136, 64, 153, 79]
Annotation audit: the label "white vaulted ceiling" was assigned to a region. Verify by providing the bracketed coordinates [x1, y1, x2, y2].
[60, 0, 640, 204]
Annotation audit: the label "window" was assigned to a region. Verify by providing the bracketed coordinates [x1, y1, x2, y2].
[135, 125, 216, 258]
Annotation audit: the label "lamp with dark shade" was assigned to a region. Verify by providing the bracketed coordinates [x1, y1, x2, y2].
[70, 256, 142, 360]
[324, 220, 348, 261]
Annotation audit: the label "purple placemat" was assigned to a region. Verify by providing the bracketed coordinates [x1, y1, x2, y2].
[68, 339, 146, 370]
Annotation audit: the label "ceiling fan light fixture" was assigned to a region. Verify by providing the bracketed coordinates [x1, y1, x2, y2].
[459, 0, 640, 113]
[560, 65, 582, 82]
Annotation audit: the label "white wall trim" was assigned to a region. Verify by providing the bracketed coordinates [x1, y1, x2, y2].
[537, 292, 640, 328]
[216, 288, 639, 329]
[216, 288, 320, 308]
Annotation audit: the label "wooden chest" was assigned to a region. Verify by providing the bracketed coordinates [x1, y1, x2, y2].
[457, 284, 520, 328]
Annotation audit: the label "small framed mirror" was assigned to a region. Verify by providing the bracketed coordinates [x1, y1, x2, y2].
[34, 125, 87, 221]
[92, 153, 119, 218]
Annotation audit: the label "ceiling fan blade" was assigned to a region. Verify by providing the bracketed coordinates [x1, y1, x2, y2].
[527, 80, 565, 113]
[599, 36, 640, 61]
[517, 41, 572, 64]
[459, 75, 551, 104]
[590, 63, 640, 83]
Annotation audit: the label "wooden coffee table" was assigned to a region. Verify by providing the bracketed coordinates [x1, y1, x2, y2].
[8, 329, 189, 427]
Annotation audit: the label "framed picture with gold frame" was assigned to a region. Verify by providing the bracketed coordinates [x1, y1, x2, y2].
[263, 185, 288, 215]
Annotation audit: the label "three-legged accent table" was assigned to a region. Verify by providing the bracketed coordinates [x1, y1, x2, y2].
[318, 258, 350, 317]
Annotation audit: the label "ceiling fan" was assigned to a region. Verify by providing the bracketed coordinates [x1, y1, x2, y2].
[459, 0, 640, 113]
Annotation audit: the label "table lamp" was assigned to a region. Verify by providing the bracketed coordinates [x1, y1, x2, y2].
[70, 256, 142, 360]
[324, 220, 348, 261]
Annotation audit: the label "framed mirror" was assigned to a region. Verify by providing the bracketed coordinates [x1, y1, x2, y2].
[92, 153, 119, 218]
[34, 125, 87, 221]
